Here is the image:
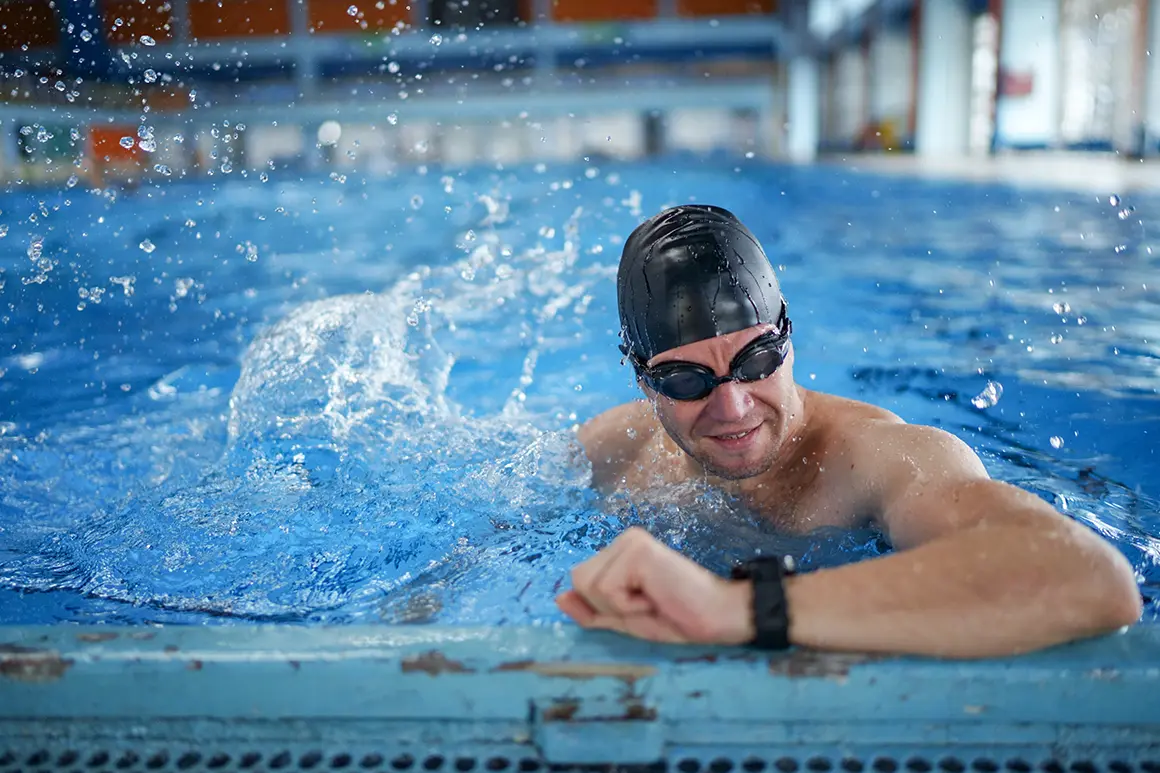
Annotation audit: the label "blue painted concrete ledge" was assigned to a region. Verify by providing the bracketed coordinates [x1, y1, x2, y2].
[2, 624, 1159, 768]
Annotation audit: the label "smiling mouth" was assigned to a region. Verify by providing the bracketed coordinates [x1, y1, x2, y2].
[710, 427, 759, 441]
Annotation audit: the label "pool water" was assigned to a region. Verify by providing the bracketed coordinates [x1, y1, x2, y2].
[0, 159, 1157, 625]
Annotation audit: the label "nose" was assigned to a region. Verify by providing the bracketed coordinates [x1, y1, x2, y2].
[704, 379, 751, 423]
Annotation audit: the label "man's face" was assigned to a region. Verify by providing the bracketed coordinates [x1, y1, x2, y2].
[642, 325, 799, 481]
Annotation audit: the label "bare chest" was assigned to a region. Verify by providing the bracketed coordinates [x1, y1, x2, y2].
[620, 445, 863, 534]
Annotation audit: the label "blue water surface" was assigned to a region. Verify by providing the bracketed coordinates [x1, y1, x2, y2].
[0, 158, 1157, 625]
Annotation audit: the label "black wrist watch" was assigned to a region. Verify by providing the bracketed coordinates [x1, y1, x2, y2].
[730, 555, 797, 650]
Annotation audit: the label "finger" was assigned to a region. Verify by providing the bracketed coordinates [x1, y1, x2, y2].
[555, 590, 597, 625]
[581, 612, 692, 644]
[569, 548, 620, 616]
[589, 529, 660, 616]
[570, 532, 645, 617]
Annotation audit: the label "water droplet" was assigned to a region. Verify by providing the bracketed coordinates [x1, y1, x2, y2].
[410, 194, 424, 209]
[110, 276, 135, 296]
[153, 164, 171, 175]
[140, 35, 156, 46]
[79, 29, 93, 41]
[143, 69, 157, 83]
[1118, 206, 1135, 220]
[0, 225, 8, 237]
[173, 133, 184, 144]
[54, 80, 65, 92]
[1109, 194, 1121, 207]
[970, 380, 1003, 409]
[539, 226, 556, 238]
[348, 4, 360, 14]
[429, 33, 443, 45]
[387, 112, 398, 125]
[139, 239, 156, 254]
[220, 160, 233, 173]
[1052, 301, 1071, 315]
[119, 136, 135, 149]
[259, 172, 269, 182]
[66, 175, 78, 188]
[138, 138, 157, 153]
[1049, 436, 1064, 449]
[387, 61, 400, 74]
[174, 277, 194, 298]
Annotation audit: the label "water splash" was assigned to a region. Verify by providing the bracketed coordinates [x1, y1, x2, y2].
[971, 380, 1003, 409]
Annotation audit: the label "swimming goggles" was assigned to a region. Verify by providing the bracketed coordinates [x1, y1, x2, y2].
[629, 304, 792, 402]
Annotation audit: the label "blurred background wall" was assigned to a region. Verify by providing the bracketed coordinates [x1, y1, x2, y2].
[0, 0, 1158, 184]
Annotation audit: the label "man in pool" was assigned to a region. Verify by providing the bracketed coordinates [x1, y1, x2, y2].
[557, 204, 1141, 659]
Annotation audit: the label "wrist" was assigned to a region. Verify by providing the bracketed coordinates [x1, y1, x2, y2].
[729, 555, 797, 649]
[720, 579, 757, 645]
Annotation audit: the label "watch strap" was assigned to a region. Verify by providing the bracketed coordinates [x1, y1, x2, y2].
[730, 555, 794, 650]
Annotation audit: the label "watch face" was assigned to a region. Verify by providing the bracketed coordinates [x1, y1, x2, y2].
[732, 554, 797, 579]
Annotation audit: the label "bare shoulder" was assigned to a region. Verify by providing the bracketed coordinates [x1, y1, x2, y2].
[576, 401, 660, 488]
[814, 393, 988, 502]
[807, 389, 904, 428]
[810, 390, 989, 498]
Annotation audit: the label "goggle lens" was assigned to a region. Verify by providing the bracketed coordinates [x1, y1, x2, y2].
[641, 331, 789, 402]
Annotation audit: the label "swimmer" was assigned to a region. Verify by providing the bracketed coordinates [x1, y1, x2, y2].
[558, 204, 1141, 658]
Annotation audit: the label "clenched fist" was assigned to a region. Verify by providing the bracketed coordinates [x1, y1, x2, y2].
[555, 526, 756, 645]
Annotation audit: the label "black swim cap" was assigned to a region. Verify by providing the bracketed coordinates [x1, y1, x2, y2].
[617, 205, 782, 362]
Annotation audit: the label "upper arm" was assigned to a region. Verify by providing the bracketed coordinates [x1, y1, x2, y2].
[577, 401, 655, 489]
[850, 421, 998, 549]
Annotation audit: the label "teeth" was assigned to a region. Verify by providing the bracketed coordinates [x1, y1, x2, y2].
[720, 429, 753, 440]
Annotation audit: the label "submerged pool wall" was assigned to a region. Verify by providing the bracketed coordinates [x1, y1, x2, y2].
[3, 624, 1160, 767]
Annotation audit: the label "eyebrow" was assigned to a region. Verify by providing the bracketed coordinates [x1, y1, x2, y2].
[648, 328, 775, 370]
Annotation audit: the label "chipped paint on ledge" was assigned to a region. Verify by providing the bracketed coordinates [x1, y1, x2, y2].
[0, 644, 74, 683]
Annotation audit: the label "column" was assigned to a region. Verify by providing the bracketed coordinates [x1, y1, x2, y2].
[783, 0, 818, 163]
[289, 0, 318, 102]
[1145, 0, 1160, 156]
[991, 0, 1060, 150]
[169, 0, 190, 44]
[915, 0, 973, 158]
[787, 56, 820, 163]
[869, 24, 914, 151]
[59, 0, 115, 78]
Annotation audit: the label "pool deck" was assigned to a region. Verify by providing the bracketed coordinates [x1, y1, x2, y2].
[2, 624, 1159, 764]
[827, 152, 1160, 195]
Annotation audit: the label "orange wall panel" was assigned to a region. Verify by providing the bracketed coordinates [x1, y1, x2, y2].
[104, 0, 174, 45]
[190, 0, 290, 39]
[308, 0, 411, 33]
[552, 0, 656, 22]
[89, 126, 140, 163]
[678, 0, 774, 14]
[0, 0, 58, 50]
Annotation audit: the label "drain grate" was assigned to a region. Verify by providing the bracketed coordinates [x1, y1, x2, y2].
[3, 751, 1159, 773]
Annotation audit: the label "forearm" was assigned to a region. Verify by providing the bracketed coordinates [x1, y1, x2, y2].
[776, 519, 1141, 659]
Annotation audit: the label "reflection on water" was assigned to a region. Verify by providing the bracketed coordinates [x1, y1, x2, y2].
[0, 162, 1156, 624]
